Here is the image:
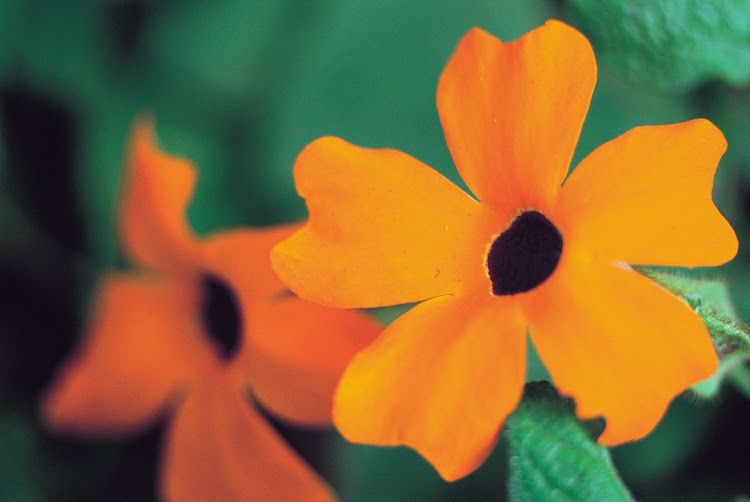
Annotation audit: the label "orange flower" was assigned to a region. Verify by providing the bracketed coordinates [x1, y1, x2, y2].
[271, 20, 738, 481]
[41, 118, 380, 501]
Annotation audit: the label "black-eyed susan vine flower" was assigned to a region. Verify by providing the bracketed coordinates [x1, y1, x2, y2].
[271, 20, 738, 481]
[41, 118, 380, 501]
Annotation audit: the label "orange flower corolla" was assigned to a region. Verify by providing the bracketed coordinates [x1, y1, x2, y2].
[41, 118, 380, 501]
[271, 21, 738, 481]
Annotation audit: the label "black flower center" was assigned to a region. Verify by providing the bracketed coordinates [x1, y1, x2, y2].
[200, 274, 242, 360]
[486, 210, 563, 296]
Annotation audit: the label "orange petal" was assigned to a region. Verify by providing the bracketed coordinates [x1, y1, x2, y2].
[437, 21, 596, 213]
[162, 376, 335, 502]
[199, 223, 303, 302]
[557, 119, 737, 267]
[271, 136, 497, 308]
[41, 274, 208, 434]
[522, 252, 718, 445]
[241, 296, 380, 426]
[120, 117, 198, 272]
[333, 294, 526, 481]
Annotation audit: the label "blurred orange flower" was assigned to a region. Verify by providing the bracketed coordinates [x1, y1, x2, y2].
[271, 20, 737, 481]
[42, 118, 380, 501]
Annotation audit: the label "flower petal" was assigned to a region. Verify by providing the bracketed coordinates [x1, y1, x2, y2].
[120, 117, 198, 272]
[271, 136, 496, 308]
[522, 252, 718, 445]
[437, 21, 596, 212]
[333, 294, 526, 481]
[557, 119, 737, 267]
[42, 275, 208, 434]
[242, 296, 380, 426]
[199, 223, 303, 302]
[162, 376, 335, 502]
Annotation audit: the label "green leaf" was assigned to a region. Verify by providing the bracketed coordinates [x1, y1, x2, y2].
[636, 267, 750, 398]
[335, 440, 509, 502]
[566, 0, 750, 90]
[611, 393, 718, 485]
[504, 382, 633, 502]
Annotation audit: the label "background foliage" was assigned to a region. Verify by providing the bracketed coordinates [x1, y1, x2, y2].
[0, 0, 749, 500]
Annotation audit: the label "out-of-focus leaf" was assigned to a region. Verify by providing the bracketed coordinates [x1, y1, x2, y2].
[367, 303, 415, 326]
[505, 382, 633, 502]
[0, 412, 45, 502]
[612, 392, 719, 486]
[526, 338, 551, 383]
[636, 267, 750, 398]
[335, 437, 508, 502]
[144, 0, 289, 109]
[76, 96, 140, 267]
[0, 0, 24, 81]
[1, 1, 115, 106]
[567, 0, 750, 90]
[143, 0, 554, 221]
[0, 408, 145, 502]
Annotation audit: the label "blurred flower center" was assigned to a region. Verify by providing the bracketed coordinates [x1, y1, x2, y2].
[486, 210, 563, 296]
[200, 274, 242, 359]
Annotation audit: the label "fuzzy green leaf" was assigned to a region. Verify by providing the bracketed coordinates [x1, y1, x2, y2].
[636, 267, 750, 397]
[504, 382, 633, 502]
[567, 0, 750, 90]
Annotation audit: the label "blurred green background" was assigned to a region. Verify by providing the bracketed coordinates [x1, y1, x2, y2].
[0, 0, 749, 500]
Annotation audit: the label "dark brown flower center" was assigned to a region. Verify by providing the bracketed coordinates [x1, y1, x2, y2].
[200, 274, 242, 360]
[486, 210, 563, 296]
